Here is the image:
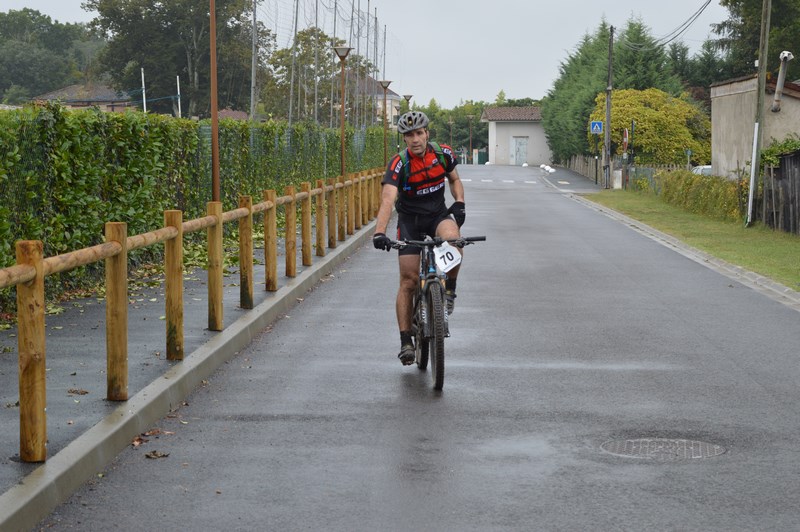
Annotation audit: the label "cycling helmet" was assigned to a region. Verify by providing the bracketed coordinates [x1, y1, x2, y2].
[397, 111, 429, 134]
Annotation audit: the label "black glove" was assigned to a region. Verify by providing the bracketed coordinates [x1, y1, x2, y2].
[373, 232, 392, 252]
[449, 201, 466, 227]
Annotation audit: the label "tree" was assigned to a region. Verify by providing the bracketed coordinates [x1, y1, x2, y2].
[85, 0, 272, 116]
[541, 24, 611, 163]
[0, 9, 97, 100]
[712, 0, 800, 78]
[614, 19, 683, 94]
[588, 88, 710, 165]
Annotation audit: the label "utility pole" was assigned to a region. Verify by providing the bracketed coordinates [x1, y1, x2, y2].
[603, 25, 614, 189]
[249, 0, 257, 121]
[746, 0, 772, 226]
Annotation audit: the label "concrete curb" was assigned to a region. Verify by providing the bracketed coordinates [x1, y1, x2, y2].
[572, 194, 800, 312]
[0, 223, 375, 531]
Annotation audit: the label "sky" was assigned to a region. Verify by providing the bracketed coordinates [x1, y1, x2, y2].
[4, 0, 730, 109]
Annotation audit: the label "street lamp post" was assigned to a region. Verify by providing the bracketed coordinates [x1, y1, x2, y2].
[448, 118, 454, 147]
[379, 80, 392, 166]
[394, 105, 401, 150]
[333, 46, 352, 177]
[466, 114, 474, 165]
[403, 94, 412, 112]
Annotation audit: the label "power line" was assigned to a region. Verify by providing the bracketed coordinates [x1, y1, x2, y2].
[618, 0, 712, 52]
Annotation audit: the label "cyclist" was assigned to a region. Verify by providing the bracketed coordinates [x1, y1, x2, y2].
[372, 111, 466, 366]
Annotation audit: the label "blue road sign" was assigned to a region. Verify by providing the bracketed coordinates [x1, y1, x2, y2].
[590, 121, 603, 135]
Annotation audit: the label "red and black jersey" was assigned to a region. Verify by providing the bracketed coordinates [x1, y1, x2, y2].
[382, 142, 458, 216]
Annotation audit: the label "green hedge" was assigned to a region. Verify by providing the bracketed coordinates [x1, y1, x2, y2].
[633, 169, 748, 223]
[0, 103, 384, 311]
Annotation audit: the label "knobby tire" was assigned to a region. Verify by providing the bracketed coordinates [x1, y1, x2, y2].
[428, 280, 446, 390]
[413, 293, 429, 370]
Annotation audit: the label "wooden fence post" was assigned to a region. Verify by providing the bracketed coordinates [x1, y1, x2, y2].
[264, 190, 277, 291]
[207, 201, 224, 331]
[165, 210, 184, 360]
[374, 171, 381, 218]
[354, 172, 362, 230]
[16, 240, 46, 462]
[239, 196, 254, 309]
[327, 179, 337, 249]
[105, 222, 128, 400]
[364, 173, 370, 223]
[347, 174, 355, 235]
[337, 176, 346, 241]
[285, 185, 297, 277]
[315, 179, 326, 257]
[300, 183, 312, 266]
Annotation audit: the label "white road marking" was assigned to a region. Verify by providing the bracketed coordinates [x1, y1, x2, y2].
[481, 179, 493, 183]
[557, 180, 570, 185]
[524, 180, 538, 184]
[502, 180, 514, 183]
[461, 179, 472, 182]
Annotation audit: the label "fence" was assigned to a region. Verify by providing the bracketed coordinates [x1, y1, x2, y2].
[764, 151, 800, 235]
[0, 168, 382, 463]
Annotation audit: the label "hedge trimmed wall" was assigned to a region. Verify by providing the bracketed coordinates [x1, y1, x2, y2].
[0, 103, 384, 308]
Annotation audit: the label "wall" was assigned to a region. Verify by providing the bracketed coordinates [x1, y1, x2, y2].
[487, 121, 552, 165]
[711, 78, 800, 178]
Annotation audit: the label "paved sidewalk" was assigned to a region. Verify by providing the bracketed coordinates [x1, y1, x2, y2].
[0, 222, 375, 530]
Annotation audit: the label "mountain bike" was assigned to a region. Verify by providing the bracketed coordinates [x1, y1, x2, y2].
[391, 235, 485, 390]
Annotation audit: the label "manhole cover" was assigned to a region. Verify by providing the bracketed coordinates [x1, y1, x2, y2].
[601, 438, 726, 460]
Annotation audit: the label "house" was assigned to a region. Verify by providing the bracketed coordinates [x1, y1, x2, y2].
[480, 106, 552, 166]
[710, 75, 800, 178]
[354, 75, 401, 126]
[32, 83, 134, 112]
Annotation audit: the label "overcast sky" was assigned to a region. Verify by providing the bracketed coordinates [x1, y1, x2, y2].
[5, 0, 730, 109]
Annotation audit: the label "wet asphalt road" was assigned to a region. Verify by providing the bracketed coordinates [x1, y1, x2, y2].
[38, 165, 800, 531]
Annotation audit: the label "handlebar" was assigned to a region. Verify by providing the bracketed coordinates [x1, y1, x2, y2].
[391, 236, 486, 250]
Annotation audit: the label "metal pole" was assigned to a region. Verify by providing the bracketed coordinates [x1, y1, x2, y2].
[250, 0, 257, 121]
[379, 80, 391, 166]
[340, 59, 347, 176]
[210, 0, 220, 201]
[176, 75, 182, 118]
[604, 25, 614, 189]
[747, 0, 772, 226]
[141, 68, 147, 113]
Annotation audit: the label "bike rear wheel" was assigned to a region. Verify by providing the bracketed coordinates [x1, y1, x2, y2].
[427, 281, 446, 390]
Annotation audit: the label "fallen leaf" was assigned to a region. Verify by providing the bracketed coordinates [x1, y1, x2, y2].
[145, 450, 169, 459]
[132, 436, 148, 448]
[67, 388, 89, 396]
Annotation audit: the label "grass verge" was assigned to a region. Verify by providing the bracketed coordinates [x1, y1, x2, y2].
[584, 189, 800, 292]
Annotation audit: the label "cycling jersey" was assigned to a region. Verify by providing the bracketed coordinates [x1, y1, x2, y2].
[382, 142, 458, 216]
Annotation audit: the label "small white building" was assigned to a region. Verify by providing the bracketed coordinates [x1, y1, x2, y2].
[480, 106, 552, 166]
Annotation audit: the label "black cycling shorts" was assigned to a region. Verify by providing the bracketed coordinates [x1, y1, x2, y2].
[395, 210, 453, 256]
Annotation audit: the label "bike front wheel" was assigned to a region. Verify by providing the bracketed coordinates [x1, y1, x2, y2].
[413, 293, 429, 370]
[427, 281, 446, 390]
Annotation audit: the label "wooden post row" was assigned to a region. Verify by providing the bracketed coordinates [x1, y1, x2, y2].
[239, 196, 254, 310]
[105, 222, 128, 400]
[207, 201, 224, 331]
[16, 240, 46, 462]
[165, 210, 184, 360]
[315, 179, 326, 257]
[284, 185, 297, 277]
[327, 179, 337, 249]
[300, 183, 312, 267]
[264, 189, 278, 291]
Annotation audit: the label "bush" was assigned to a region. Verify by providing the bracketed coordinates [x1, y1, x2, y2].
[656, 169, 747, 223]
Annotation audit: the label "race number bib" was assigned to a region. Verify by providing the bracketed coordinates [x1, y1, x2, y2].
[434, 241, 462, 273]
